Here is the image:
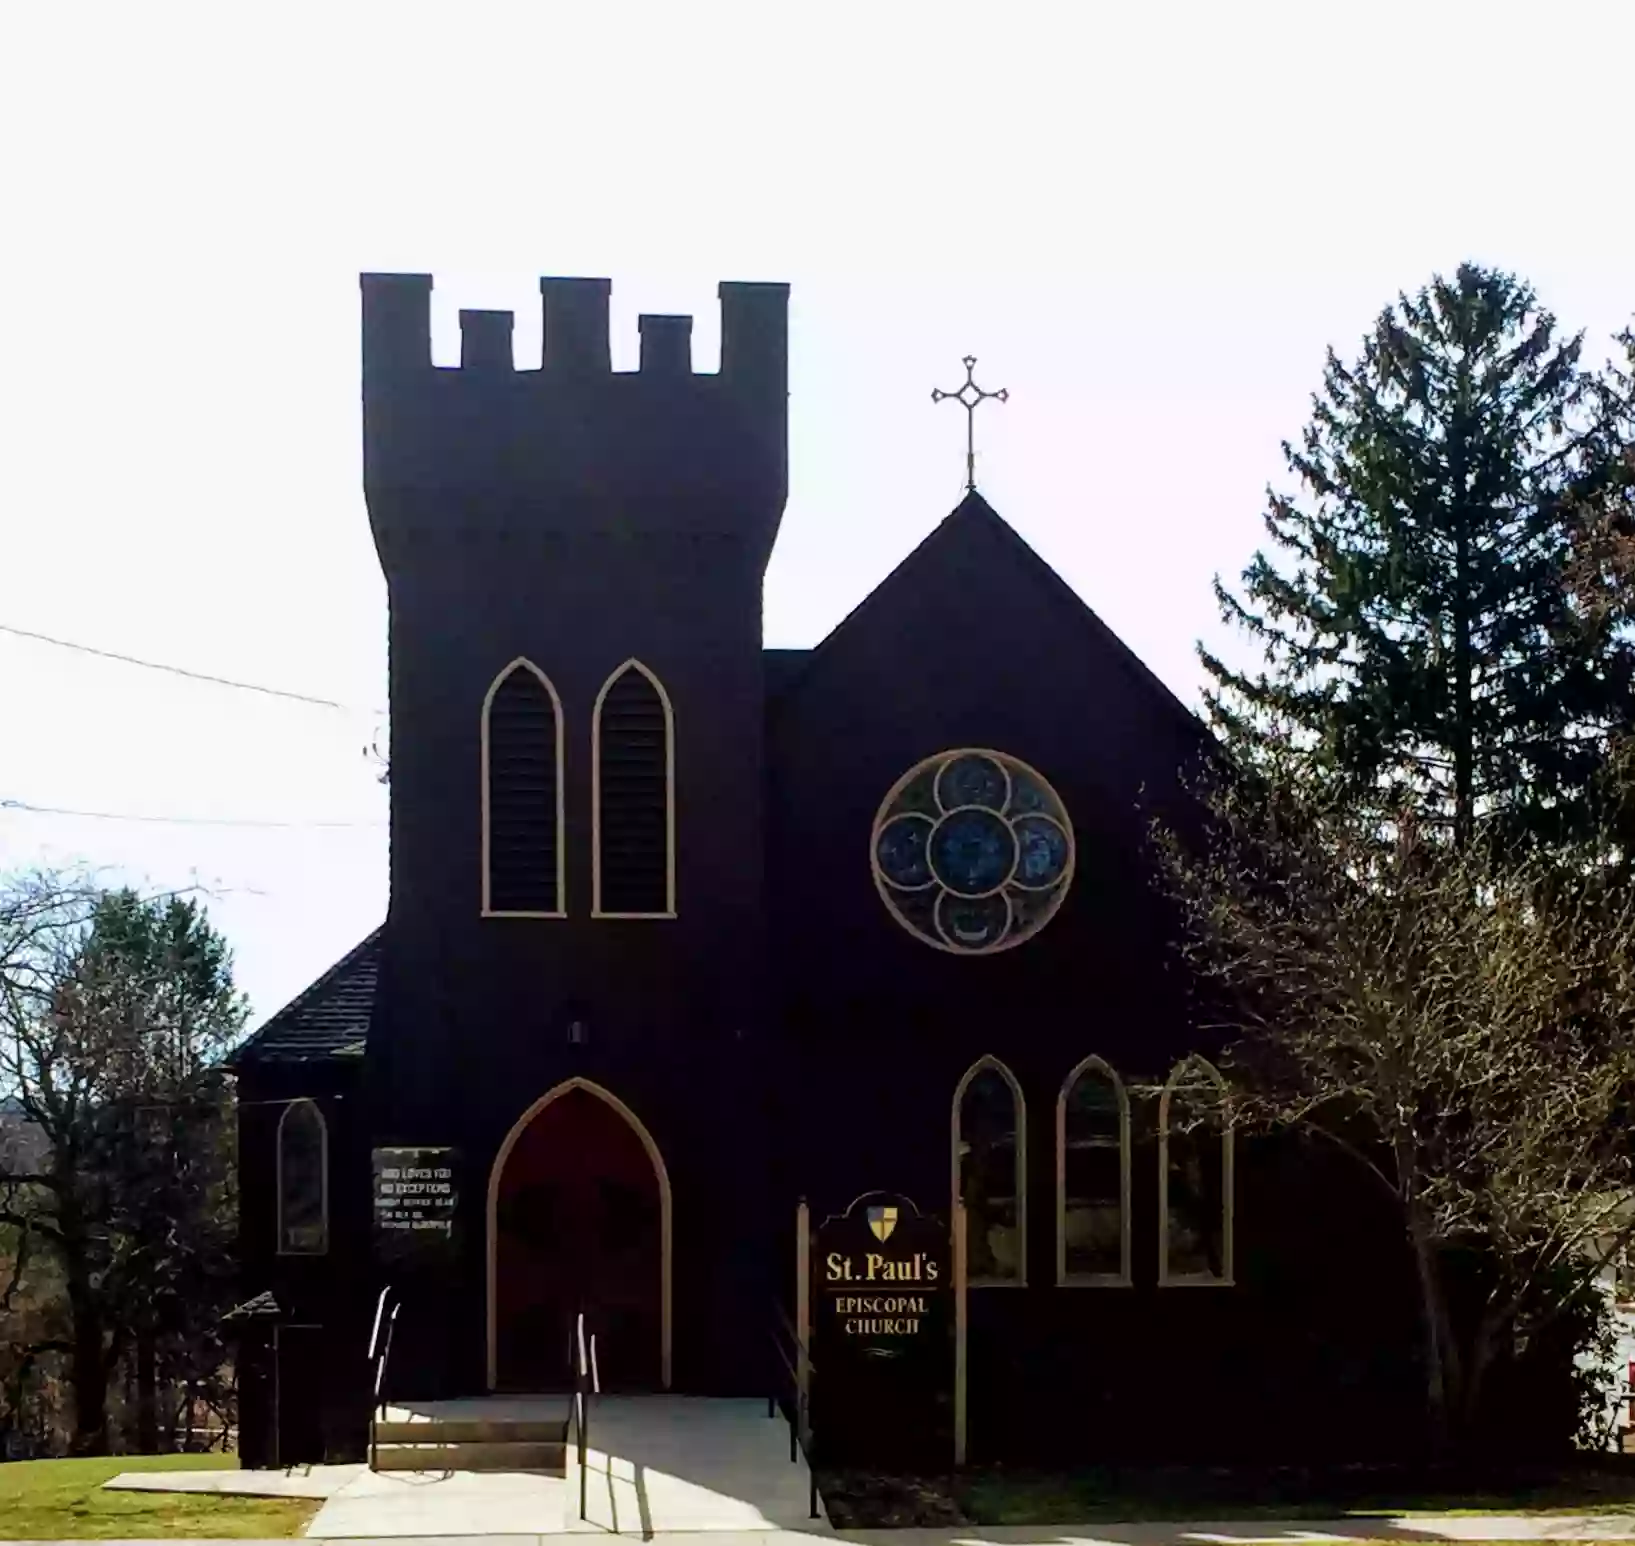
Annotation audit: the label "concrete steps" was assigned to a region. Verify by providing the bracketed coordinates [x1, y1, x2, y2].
[373, 1414, 569, 1473]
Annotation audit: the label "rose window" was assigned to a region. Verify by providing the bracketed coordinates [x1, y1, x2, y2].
[871, 749, 1074, 954]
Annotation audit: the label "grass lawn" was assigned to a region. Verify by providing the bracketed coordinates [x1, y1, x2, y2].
[0, 1453, 320, 1540]
[819, 1461, 1635, 1528]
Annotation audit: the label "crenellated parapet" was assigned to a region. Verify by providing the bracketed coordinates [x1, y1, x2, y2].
[361, 274, 789, 566]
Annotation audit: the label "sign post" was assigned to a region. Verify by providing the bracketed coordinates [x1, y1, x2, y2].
[953, 1200, 967, 1466]
[796, 1199, 811, 1454]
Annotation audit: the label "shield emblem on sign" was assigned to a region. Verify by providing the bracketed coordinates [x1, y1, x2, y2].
[867, 1205, 898, 1242]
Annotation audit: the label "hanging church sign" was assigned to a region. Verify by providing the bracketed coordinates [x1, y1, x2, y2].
[372, 1147, 460, 1264]
[812, 1192, 951, 1465]
[817, 1193, 948, 1354]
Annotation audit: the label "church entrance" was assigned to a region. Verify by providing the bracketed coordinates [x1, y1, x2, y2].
[488, 1080, 670, 1392]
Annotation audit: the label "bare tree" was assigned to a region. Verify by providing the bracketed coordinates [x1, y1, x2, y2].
[0, 873, 106, 1451]
[1154, 764, 1635, 1456]
[0, 871, 246, 1454]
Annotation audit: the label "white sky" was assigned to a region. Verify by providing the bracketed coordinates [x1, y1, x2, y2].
[2, 1, 1631, 1027]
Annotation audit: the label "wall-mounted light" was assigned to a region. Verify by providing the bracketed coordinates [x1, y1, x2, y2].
[567, 1018, 588, 1046]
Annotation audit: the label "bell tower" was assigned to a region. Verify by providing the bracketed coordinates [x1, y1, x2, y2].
[358, 274, 789, 1392]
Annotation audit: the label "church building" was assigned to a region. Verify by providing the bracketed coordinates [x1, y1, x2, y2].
[227, 272, 1419, 1470]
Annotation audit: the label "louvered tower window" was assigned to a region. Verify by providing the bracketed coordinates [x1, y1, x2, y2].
[482, 659, 564, 915]
[593, 660, 675, 917]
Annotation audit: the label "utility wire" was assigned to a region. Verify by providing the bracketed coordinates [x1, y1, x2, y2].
[0, 623, 382, 714]
[0, 799, 384, 830]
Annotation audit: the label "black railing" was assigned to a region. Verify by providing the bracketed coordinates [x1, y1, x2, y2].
[568, 1309, 600, 1520]
[366, 1285, 401, 1472]
[769, 1303, 820, 1520]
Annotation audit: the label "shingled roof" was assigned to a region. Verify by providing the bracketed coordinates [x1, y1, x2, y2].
[228, 930, 380, 1070]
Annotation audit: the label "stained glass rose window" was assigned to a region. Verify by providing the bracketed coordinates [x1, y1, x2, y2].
[871, 749, 1074, 953]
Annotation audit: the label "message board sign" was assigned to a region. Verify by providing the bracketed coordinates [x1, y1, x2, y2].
[371, 1147, 459, 1264]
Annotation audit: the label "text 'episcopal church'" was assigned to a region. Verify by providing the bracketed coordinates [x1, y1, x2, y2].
[227, 274, 1417, 1467]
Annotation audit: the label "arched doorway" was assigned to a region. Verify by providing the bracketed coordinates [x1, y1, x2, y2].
[487, 1079, 671, 1391]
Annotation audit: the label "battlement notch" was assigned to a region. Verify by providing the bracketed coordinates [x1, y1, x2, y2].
[360, 269, 791, 563]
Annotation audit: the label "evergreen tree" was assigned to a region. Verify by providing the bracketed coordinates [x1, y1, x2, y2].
[1203, 265, 1635, 851]
[1570, 327, 1635, 630]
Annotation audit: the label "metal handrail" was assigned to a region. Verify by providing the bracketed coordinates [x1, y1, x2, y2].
[568, 1310, 600, 1521]
[367, 1286, 401, 1472]
[769, 1304, 819, 1520]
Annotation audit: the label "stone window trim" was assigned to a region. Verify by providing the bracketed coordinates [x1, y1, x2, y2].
[871, 748, 1075, 956]
[951, 1054, 1028, 1288]
[591, 658, 677, 920]
[480, 657, 567, 919]
[276, 1097, 329, 1258]
[485, 1076, 674, 1392]
[1158, 1055, 1235, 1288]
[1056, 1054, 1132, 1288]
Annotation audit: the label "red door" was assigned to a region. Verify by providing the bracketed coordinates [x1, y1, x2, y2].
[493, 1087, 664, 1391]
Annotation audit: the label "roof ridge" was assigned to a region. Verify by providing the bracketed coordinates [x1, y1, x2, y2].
[250, 927, 381, 1034]
[769, 495, 977, 712]
[956, 497, 1211, 747]
[776, 491, 1212, 748]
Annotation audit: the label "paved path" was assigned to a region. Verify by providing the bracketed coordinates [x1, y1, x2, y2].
[16, 1524, 1635, 1545]
[291, 1395, 824, 1537]
[303, 1468, 571, 1538]
[562, 1396, 827, 1536]
[104, 1465, 363, 1500]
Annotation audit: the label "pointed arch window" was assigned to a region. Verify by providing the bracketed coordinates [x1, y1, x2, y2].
[277, 1098, 328, 1256]
[593, 660, 675, 918]
[1057, 1056, 1131, 1285]
[1159, 1056, 1233, 1286]
[952, 1056, 1026, 1285]
[482, 659, 565, 917]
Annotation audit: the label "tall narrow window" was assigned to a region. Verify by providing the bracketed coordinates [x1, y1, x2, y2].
[952, 1057, 1026, 1285]
[593, 660, 675, 918]
[1057, 1056, 1130, 1285]
[1159, 1056, 1233, 1286]
[482, 659, 564, 916]
[277, 1098, 328, 1256]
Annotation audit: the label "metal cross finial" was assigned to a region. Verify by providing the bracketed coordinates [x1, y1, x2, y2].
[932, 355, 1008, 493]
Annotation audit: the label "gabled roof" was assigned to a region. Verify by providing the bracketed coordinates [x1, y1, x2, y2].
[228, 930, 380, 1070]
[222, 1290, 286, 1324]
[778, 490, 1212, 748]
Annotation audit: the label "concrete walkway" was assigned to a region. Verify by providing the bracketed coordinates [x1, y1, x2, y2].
[563, 1396, 827, 1536]
[295, 1395, 826, 1537]
[304, 1468, 571, 1538]
[104, 1465, 363, 1499]
[87, 1394, 1635, 1543]
[21, 1523, 1635, 1545]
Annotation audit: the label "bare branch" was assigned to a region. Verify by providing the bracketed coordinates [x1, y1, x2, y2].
[1153, 751, 1635, 1452]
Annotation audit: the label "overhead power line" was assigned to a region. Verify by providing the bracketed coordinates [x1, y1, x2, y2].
[0, 623, 382, 713]
[0, 799, 385, 831]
